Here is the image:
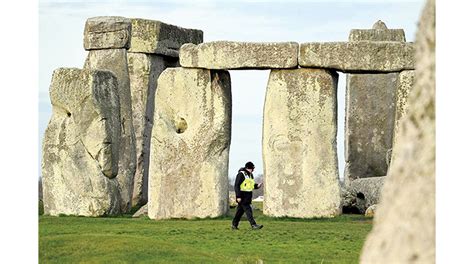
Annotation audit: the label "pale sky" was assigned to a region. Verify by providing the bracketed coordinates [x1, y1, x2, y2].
[38, 0, 424, 182]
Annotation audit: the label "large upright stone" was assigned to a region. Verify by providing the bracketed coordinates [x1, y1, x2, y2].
[361, 0, 435, 262]
[84, 16, 131, 50]
[393, 70, 415, 152]
[299, 41, 414, 72]
[344, 22, 408, 182]
[129, 18, 203, 57]
[180, 41, 298, 69]
[263, 68, 341, 218]
[148, 67, 232, 220]
[42, 68, 121, 216]
[344, 72, 398, 181]
[84, 49, 137, 213]
[127, 53, 178, 207]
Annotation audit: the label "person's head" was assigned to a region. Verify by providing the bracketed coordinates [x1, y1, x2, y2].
[245, 161, 255, 172]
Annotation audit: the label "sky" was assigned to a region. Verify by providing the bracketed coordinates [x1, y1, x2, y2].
[38, 0, 425, 182]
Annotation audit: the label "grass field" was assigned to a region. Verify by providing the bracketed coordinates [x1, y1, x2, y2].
[39, 202, 373, 263]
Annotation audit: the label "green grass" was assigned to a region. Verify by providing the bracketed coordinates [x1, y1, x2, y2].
[39, 202, 372, 263]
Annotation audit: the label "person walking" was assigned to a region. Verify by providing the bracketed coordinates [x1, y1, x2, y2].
[232, 161, 263, 230]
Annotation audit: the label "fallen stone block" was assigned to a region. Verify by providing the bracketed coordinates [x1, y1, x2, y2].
[299, 41, 414, 72]
[42, 68, 121, 216]
[148, 67, 231, 220]
[84, 16, 131, 50]
[263, 68, 341, 218]
[342, 176, 386, 214]
[132, 204, 148, 218]
[180, 41, 298, 69]
[365, 204, 377, 217]
[129, 18, 203, 57]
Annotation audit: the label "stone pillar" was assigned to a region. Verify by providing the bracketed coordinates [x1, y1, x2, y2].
[392, 70, 415, 155]
[83, 16, 136, 213]
[360, 0, 435, 262]
[127, 18, 203, 207]
[42, 68, 121, 216]
[148, 67, 231, 220]
[344, 21, 407, 182]
[263, 68, 341, 218]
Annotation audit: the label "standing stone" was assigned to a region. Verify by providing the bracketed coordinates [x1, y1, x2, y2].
[263, 68, 341, 218]
[42, 68, 121, 216]
[344, 21, 407, 182]
[392, 70, 415, 155]
[148, 67, 231, 220]
[344, 73, 398, 181]
[360, 0, 435, 262]
[127, 53, 178, 207]
[127, 18, 203, 208]
[84, 47, 136, 212]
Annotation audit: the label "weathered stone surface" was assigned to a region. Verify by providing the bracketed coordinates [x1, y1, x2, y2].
[132, 204, 148, 218]
[180, 41, 298, 69]
[392, 70, 415, 155]
[344, 177, 385, 213]
[263, 68, 341, 218]
[127, 53, 178, 207]
[84, 16, 131, 50]
[361, 0, 435, 262]
[84, 49, 137, 213]
[129, 18, 203, 57]
[148, 67, 231, 220]
[349, 20, 406, 42]
[299, 41, 414, 72]
[42, 68, 121, 216]
[344, 73, 398, 181]
[365, 204, 377, 217]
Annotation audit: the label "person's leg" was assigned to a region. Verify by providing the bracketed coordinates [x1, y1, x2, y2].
[232, 203, 245, 227]
[242, 203, 257, 226]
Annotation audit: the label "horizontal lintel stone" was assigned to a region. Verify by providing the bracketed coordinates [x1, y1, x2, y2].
[299, 41, 414, 73]
[84, 16, 132, 50]
[129, 18, 203, 57]
[180, 41, 299, 69]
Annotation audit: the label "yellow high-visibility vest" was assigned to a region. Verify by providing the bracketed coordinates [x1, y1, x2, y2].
[240, 172, 255, 192]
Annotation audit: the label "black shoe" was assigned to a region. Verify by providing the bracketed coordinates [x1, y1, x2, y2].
[232, 225, 239, 230]
[251, 224, 263, 230]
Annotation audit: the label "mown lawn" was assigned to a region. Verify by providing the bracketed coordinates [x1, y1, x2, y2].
[39, 203, 372, 263]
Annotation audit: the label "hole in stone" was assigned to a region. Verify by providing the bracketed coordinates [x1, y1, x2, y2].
[67, 112, 71, 117]
[356, 192, 365, 200]
[175, 117, 187, 134]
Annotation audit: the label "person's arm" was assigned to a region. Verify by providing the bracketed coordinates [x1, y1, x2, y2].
[234, 172, 244, 198]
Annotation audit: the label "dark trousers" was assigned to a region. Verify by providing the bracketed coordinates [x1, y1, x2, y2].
[232, 202, 256, 227]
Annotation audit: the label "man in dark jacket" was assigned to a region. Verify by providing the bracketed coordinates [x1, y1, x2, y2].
[232, 161, 263, 230]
